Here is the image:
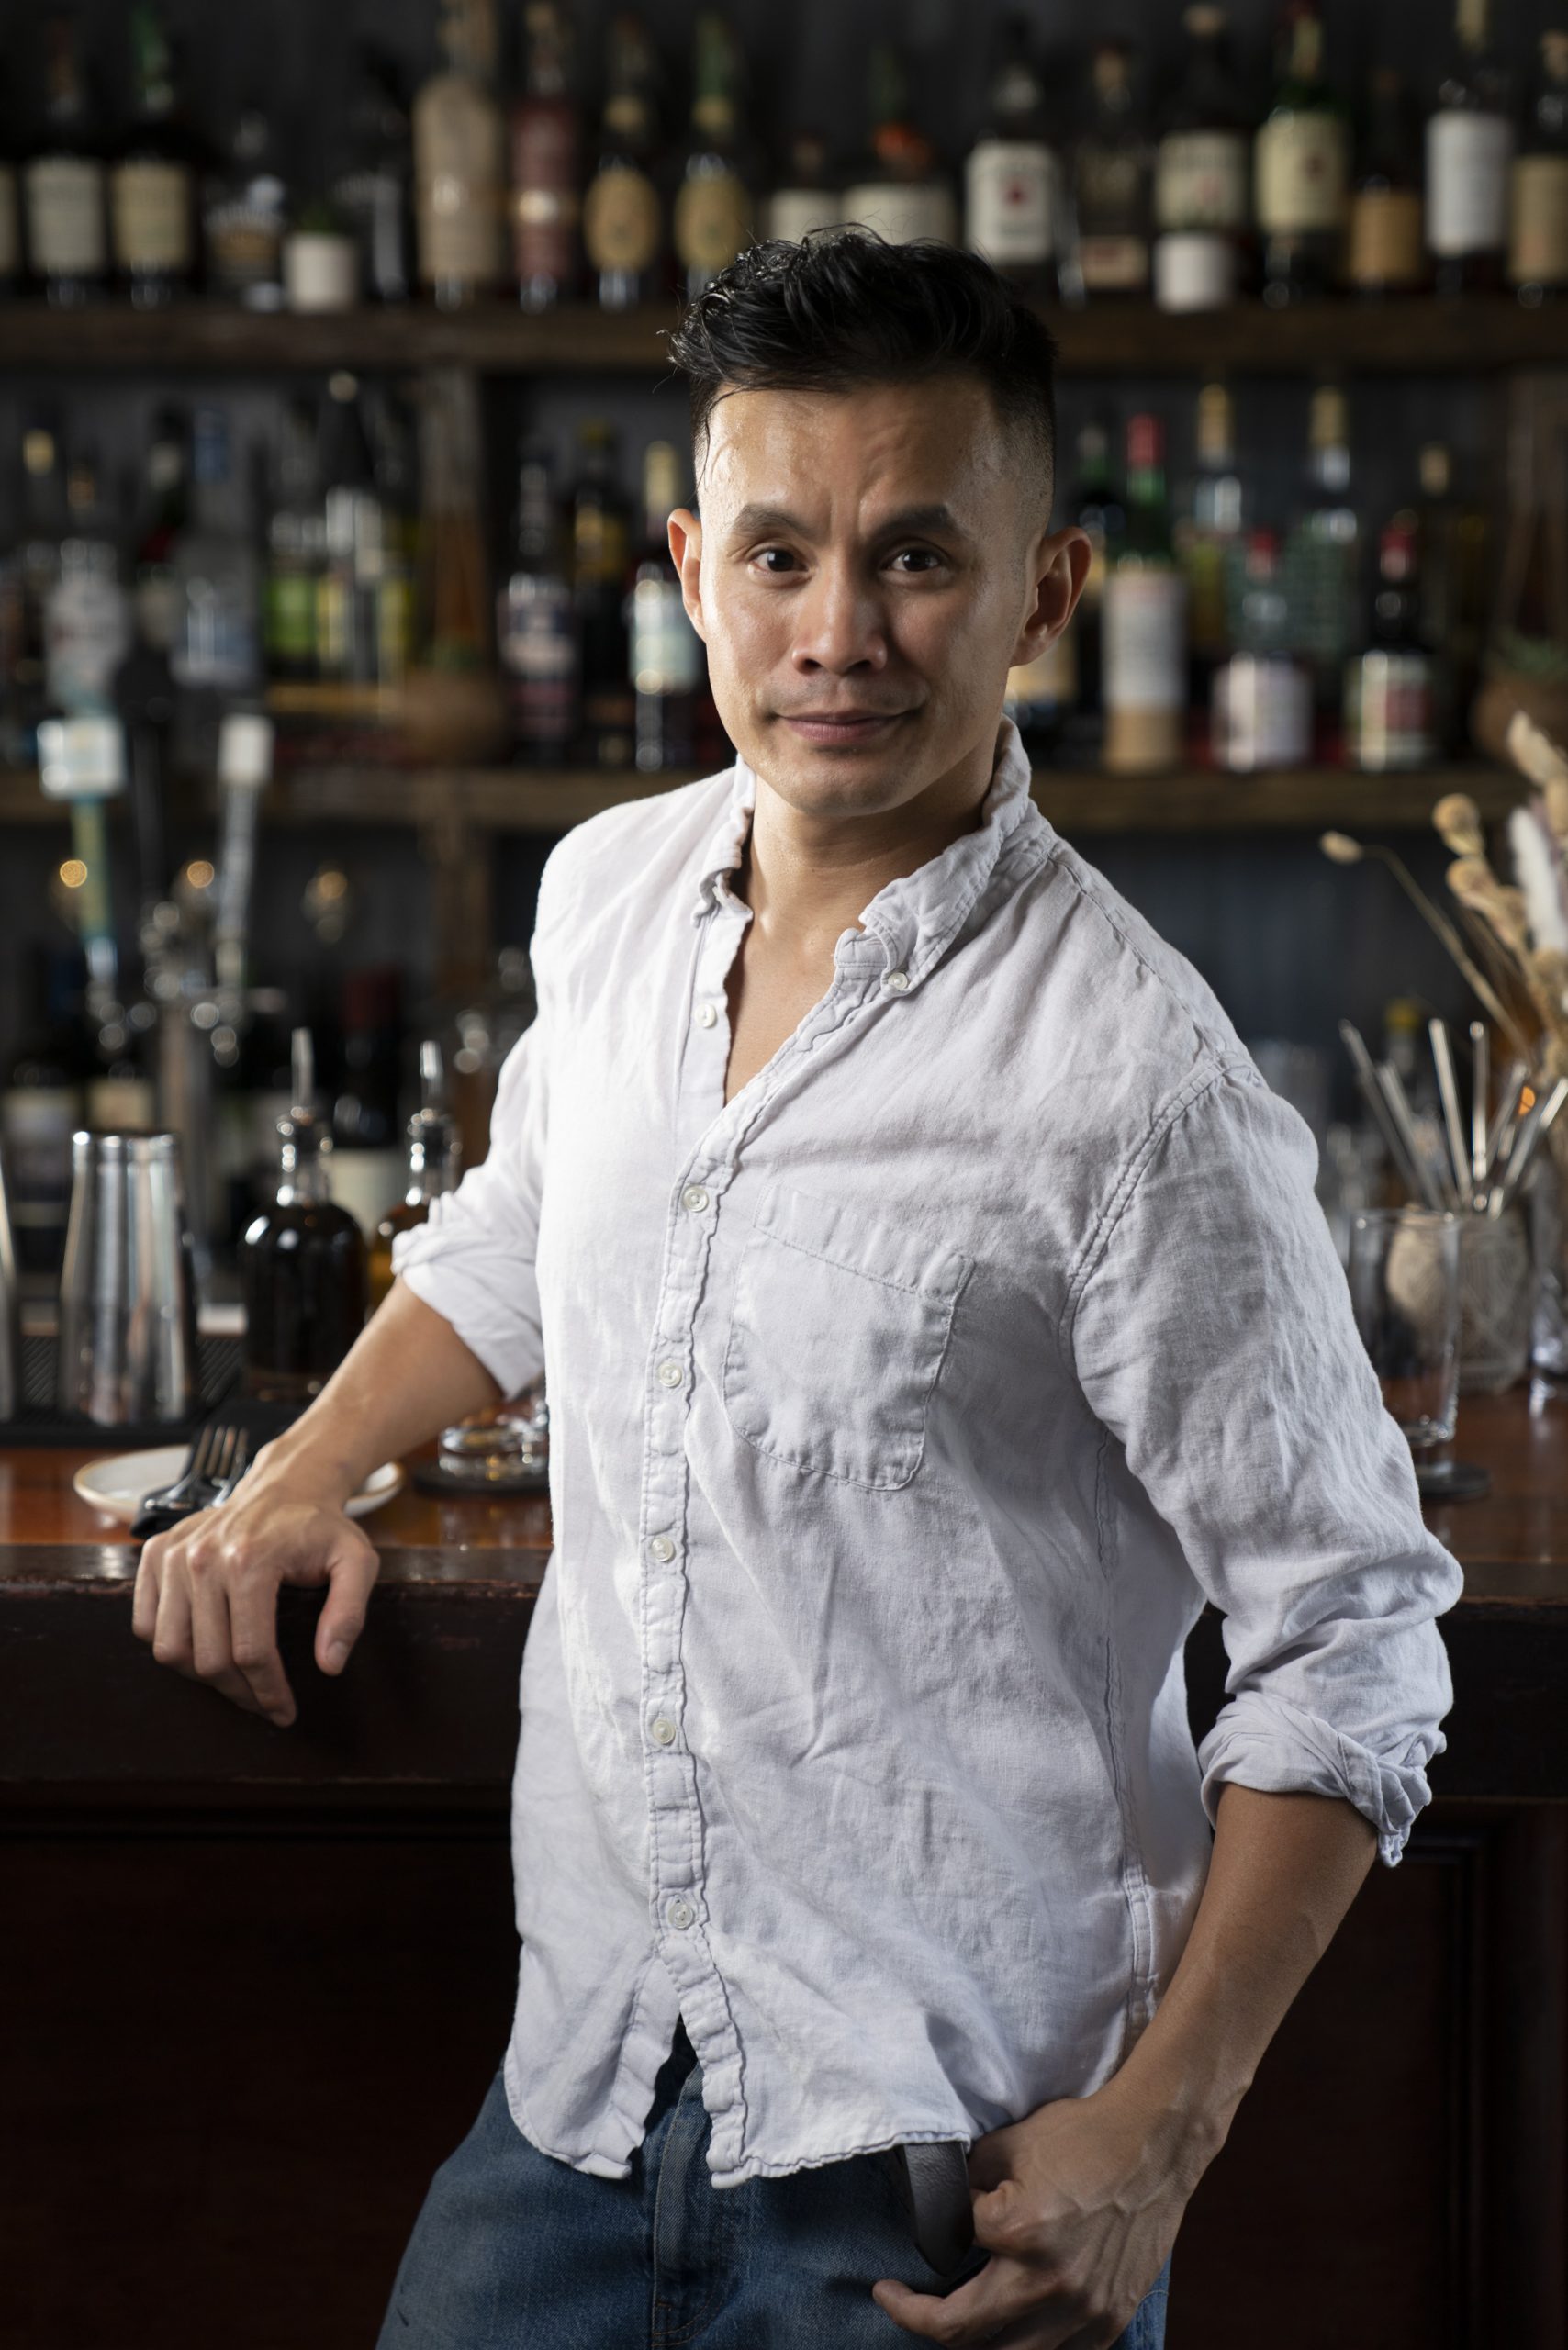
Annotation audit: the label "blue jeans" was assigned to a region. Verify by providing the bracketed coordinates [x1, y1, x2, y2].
[377, 2021, 1172, 2348]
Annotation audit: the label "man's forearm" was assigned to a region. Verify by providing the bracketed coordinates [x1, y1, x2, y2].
[1103, 1781, 1379, 2165]
[258, 1281, 504, 1501]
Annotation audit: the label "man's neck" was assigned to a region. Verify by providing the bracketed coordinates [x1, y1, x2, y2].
[736, 724, 1002, 962]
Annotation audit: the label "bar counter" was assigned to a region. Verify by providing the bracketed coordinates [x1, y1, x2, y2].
[3, 1390, 1564, 2350]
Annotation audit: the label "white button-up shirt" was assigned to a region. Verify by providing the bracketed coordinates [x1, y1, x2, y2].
[394, 716, 1463, 2189]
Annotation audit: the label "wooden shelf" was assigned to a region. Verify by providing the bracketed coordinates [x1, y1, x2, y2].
[4, 296, 1568, 376]
[0, 761, 1527, 836]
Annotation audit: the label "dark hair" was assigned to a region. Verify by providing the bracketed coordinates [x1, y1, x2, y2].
[666, 229, 1058, 508]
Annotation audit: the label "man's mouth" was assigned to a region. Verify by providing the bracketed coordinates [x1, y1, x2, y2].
[776, 710, 913, 744]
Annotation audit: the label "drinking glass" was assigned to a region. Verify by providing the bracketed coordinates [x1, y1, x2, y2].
[435, 1382, 550, 1490]
[1346, 1208, 1461, 1472]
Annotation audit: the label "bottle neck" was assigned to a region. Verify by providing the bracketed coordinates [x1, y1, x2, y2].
[278, 1129, 331, 1205]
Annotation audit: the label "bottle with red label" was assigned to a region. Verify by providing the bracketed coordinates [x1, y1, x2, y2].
[1344, 519, 1439, 771]
[510, 0, 580, 310]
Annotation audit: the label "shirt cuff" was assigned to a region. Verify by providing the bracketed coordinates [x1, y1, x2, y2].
[392, 1248, 544, 1403]
[1195, 1688, 1448, 1869]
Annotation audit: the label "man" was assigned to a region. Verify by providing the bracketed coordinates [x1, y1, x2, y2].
[136, 232, 1462, 2349]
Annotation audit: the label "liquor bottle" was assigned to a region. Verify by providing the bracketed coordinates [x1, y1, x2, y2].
[571, 421, 633, 766]
[674, 14, 753, 299]
[510, 0, 580, 310]
[582, 14, 665, 309]
[1413, 441, 1488, 752]
[1283, 383, 1359, 735]
[241, 1029, 369, 1405]
[1054, 419, 1125, 764]
[331, 45, 413, 305]
[330, 968, 406, 1237]
[1427, 0, 1513, 297]
[110, 3, 197, 307]
[842, 45, 956, 245]
[1, 944, 90, 1277]
[1102, 414, 1187, 777]
[628, 441, 701, 773]
[43, 450, 131, 717]
[130, 407, 189, 657]
[498, 441, 577, 763]
[1211, 529, 1311, 772]
[1509, 32, 1568, 305]
[1344, 516, 1439, 771]
[203, 105, 287, 310]
[0, 111, 19, 296]
[368, 1040, 461, 1310]
[24, 11, 108, 307]
[1153, 6, 1252, 312]
[413, 0, 505, 308]
[1, 424, 65, 767]
[1069, 43, 1152, 300]
[965, 16, 1059, 300]
[171, 408, 262, 694]
[1347, 68, 1427, 298]
[315, 372, 384, 687]
[263, 397, 324, 684]
[1254, 3, 1348, 307]
[767, 130, 841, 243]
[1174, 382, 1245, 709]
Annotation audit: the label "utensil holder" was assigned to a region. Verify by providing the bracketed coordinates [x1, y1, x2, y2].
[1458, 1203, 1535, 1395]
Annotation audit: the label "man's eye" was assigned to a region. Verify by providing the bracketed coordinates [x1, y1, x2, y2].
[889, 548, 943, 573]
[754, 547, 799, 573]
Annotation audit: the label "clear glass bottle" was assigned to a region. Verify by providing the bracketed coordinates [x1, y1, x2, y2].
[498, 441, 578, 764]
[413, 0, 505, 308]
[965, 15, 1059, 301]
[369, 1040, 461, 1310]
[1154, 6, 1253, 312]
[331, 45, 413, 306]
[43, 450, 131, 718]
[24, 10, 108, 307]
[1283, 383, 1360, 741]
[203, 105, 287, 311]
[1175, 382, 1245, 710]
[241, 1030, 368, 1405]
[842, 44, 956, 245]
[171, 407, 262, 694]
[1211, 529, 1312, 771]
[1427, 0, 1513, 297]
[510, 0, 580, 309]
[314, 372, 384, 688]
[1347, 68, 1427, 298]
[1070, 43, 1152, 299]
[674, 14, 753, 300]
[110, 3, 198, 307]
[571, 420, 633, 766]
[628, 441, 701, 773]
[263, 397, 324, 685]
[1254, 3, 1348, 307]
[1102, 413, 1188, 777]
[582, 14, 665, 310]
[1509, 32, 1568, 305]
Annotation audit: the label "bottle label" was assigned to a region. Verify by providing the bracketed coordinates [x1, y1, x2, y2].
[1345, 650, 1437, 768]
[1254, 112, 1349, 232]
[674, 169, 752, 274]
[44, 568, 132, 713]
[1347, 187, 1426, 285]
[0, 164, 18, 278]
[25, 155, 107, 276]
[767, 187, 844, 242]
[511, 106, 580, 284]
[415, 81, 505, 286]
[584, 164, 662, 271]
[499, 575, 578, 747]
[111, 159, 192, 272]
[630, 576, 702, 695]
[205, 187, 286, 292]
[1426, 112, 1513, 255]
[1213, 655, 1312, 769]
[1078, 234, 1149, 292]
[1006, 626, 1077, 718]
[264, 570, 318, 668]
[1155, 129, 1249, 230]
[1509, 154, 1568, 284]
[842, 182, 957, 245]
[1154, 231, 1236, 310]
[965, 140, 1057, 264]
[1103, 568, 1186, 712]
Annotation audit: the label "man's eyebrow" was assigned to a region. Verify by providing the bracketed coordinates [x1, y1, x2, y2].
[724, 500, 975, 544]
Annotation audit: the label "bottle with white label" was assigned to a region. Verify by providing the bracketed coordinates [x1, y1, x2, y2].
[1509, 33, 1568, 305]
[24, 11, 108, 306]
[767, 131, 842, 244]
[1212, 530, 1312, 773]
[413, 0, 505, 308]
[627, 442, 702, 773]
[111, 4, 198, 308]
[44, 453, 131, 718]
[1154, 6, 1253, 312]
[842, 46, 956, 246]
[1103, 414, 1187, 778]
[1427, 0, 1513, 297]
[1070, 43, 1151, 300]
[1254, 3, 1348, 307]
[965, 17, 1058, 301]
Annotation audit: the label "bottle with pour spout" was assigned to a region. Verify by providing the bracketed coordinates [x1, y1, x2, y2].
[241, 1029, 368, 1404]
[369, 1041, 462, 1310]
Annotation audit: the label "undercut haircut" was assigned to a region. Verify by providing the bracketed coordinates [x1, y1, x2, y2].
[666, 229, 1058, 515]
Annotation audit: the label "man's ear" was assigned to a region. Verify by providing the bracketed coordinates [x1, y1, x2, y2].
[668, 509, 706, 643]
[1010, 527, 1092, 671]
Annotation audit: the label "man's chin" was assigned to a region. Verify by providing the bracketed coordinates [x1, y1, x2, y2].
[739, 719, 935, 813]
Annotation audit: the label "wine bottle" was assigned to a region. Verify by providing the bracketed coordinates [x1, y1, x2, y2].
[1070, 43, 1152, 300]
[498, 440, 578, 764]
[673, 14, 753, 299]
[1103, 414, 1187, 777]
[110, 3, 198, 308]
[413, 0, 505, 308]
[1427, 0, 1513, 297]
[628, 441, 701, 773]
[24, 10, 108, 307]
[842, 45, 956, 245]
[510, 1, 580, 309]
[582, 14, 665, 310]
[1254, 3, 1348, 307]
[1154, 5, 1252, 312]
[1347, 68, 1427, 298]
[1509, 33, 1568, 305]
[965, 16, 1059, 301]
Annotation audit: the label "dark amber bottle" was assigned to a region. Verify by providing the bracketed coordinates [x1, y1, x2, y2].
[369, 1039, 461, 1309]
[241, 1029, 368, 1404]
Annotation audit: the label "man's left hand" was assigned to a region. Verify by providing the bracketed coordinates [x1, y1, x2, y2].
[870, 2071, 1210, 2347]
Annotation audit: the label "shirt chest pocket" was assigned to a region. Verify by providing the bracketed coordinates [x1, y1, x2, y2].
[721, 1181, 971, 1492]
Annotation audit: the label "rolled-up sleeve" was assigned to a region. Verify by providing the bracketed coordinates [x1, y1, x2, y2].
[1068, 1058, 1465, 1867]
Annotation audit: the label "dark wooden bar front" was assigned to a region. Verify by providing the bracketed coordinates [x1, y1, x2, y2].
[3, 1392, 1563, 2350]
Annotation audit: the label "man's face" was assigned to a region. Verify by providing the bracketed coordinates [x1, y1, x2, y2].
[668, 375, 1087, 821]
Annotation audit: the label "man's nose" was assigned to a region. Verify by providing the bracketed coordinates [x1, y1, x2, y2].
[790, 559, 890, 673]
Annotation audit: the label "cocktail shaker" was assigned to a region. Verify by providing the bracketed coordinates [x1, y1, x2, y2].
[56, 1131, 197, 1426]
[0, 1145, 19, 1423]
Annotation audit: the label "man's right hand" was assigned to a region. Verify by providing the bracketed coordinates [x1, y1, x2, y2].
[132, 1444, 382, 1729]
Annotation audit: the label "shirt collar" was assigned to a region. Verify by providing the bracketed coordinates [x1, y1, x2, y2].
[689, 718, 1039, 989]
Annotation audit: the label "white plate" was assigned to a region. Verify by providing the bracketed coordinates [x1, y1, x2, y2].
[73, 1448, 405, 1525]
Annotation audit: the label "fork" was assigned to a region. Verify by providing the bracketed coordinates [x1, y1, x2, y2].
[130, 1423, 248, 1539]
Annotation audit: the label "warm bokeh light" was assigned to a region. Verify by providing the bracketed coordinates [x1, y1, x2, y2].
[59, 859, 87, 890]
[185, 859, 216, 889]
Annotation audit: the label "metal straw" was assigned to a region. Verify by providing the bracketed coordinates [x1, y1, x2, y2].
[1374, 1060, 1449, 1209]
[1428, 1018, 1473, 1204]
[1469, 1021, 1489, 1190]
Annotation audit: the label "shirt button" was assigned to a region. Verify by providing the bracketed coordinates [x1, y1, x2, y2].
[667, 1897, 695, 1930]
[883, 968, 911, 993]
[649, 1533, 677, 1562]
[681, 1183, 710, 1213]
[650, 1715, 678, 1746]
[657, 1359, 684, 1388]
[695, 1002, 719, 1028]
